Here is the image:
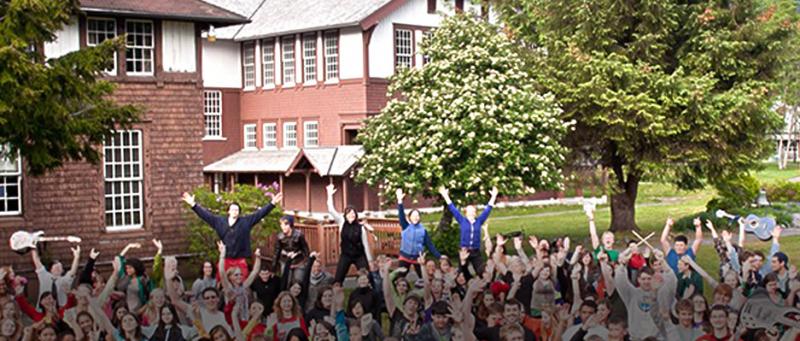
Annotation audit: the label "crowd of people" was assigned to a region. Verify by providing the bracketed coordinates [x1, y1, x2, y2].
[0, 185, 798, 341]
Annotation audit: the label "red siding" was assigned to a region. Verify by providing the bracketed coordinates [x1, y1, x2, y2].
[203, 89, 242, 165]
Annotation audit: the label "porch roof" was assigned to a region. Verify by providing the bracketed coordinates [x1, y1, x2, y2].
[204, 146, 364, 175]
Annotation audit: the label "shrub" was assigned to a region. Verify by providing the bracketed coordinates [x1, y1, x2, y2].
[430, 224, 461, 259]
[765, 181, 800, 203]
[185, 183, 282, 264]
[672, 211, 731, 232]
[706, 174, 760, 211]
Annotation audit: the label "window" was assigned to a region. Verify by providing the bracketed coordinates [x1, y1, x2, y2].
[243, 124, 257, 149]
[87, 18, 117, 74]
[395, 29, 413, 69]
[262, 39, 275, 86]
[262, 123, 277, 149]
[302, 33, 317, 83]
[125, 20, 153, 75]
[422, 31, 432, 65]
[203, 91, 222, 138]
[243, 41, 256, 88]
[283, 122, 297, 148]
[282, 37, 295, 84]
[324, 31, 339, 80]
[104, 130, 143, 230]
[427, 0, 436, 13]
[0, 149, 21, 216]
[304, 121, 319, 147]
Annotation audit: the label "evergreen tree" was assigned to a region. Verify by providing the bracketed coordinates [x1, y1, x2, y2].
[0, 0, 139, 175]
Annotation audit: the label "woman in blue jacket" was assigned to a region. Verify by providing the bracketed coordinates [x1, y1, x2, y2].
[396, 188, 441, 276]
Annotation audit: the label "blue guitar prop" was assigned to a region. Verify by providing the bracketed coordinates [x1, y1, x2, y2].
[715, 209, 777, 241]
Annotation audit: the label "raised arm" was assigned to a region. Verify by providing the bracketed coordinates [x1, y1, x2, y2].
[475, 187, 498, 225]
[397, 189, 409, 230]
[98, 256, 122, 306]
[492, 235, 508, 275]
[691, 218, 703, 255]
[683, 255, 718, 288]
[660, 218, 673, 254]
[438, 186, 452, 205]
[184, 192, 221, 228]
[599, 258, 615, 295]
[243, 249, 261, 288]
[760, 226, 783, 276]
[380, 259, 397, 316]
[151, 239, 164, 288]
[587, 209, 600, 250]
[30, 249, 44, 271]
[326, 184, 344, 226]
[217, 242, 231, 290]
[737, 217, 746, 247]
[79, 248, 100, 285]
[66, 245, 81, 278]
[89, 295, 115, 337]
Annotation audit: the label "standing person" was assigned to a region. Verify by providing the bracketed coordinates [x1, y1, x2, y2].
[396, 188, 442, 276]
[272, 215, 310, 284]
[438, 186, 498, 275]
[31, 244, 81, 307]
[182, 191, 282, 279]
[586, 206, 618, 262]
[325, 184, 374, 285]
[660, 217, 703, 274]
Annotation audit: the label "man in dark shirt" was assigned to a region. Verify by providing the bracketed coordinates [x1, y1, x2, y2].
[272, 215, 310, 283]
[250, 262, 281, 315]
[183, 191, 282, 278]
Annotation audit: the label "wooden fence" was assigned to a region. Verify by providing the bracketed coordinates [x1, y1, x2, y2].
[260, 217, 402, 270]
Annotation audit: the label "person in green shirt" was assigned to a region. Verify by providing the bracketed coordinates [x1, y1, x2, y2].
[677, 256, 704, 299]
[587, 206, 619, 262]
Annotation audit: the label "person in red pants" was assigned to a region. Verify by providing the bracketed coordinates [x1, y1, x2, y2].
[182, 191, 282, 279]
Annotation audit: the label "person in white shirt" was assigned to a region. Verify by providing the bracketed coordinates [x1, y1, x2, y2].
[31, 245, 80, 307]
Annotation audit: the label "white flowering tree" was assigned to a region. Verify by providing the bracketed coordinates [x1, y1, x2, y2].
[357, 13, 570, 230]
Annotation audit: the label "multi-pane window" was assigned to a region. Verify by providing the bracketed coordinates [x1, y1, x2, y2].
[283, 122, 297, 148]
[304, 121, 319, 147]
[243, 42, 256, 88]
[125, 20, 154, 75]
[422, 31, 432, 65]
[262, 123, 277, 149]
[104, 130, 143, 230]
[0, 149, 21, 216]
[243, 124, 257, 149]
[203, 91, 222, 138]
[302, 34, 316, 83]
[395, 29, 413, 69]
[324, 31, 339, 80]
[282, 36, 295, 84]
[262, 39, 275, 86]
[87, 18, 117, 74]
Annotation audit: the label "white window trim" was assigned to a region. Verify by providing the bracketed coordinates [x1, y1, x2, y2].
[243, 41, 256, 91]
[103, 130, 144, 232]
[243, 124, 257, 150]
[283, 122, 298, 149]
[323, 30, 339, 83]
[281, 36, 296, 88]
[0, 152, 22, 217]
[203, 90, 224, 139]
[262, 38, 276, 89]
[86, 17, 117, 76]
[124, 19, 155, 76]
[303, 121, 319, 147]
[262, 122, 277, 150]
[394, 28, 413, 70]
[302, 33, 317, 86]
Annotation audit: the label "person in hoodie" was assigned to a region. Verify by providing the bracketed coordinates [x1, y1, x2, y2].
[326, 184, 375, 285]
[395, 188, 442, 276]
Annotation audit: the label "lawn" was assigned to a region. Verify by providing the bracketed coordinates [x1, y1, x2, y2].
[415, 163, 798, 298]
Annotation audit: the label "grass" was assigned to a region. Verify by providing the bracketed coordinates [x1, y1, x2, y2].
[753, 162, 800, 183]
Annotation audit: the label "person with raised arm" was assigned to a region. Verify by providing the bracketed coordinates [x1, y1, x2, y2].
[31, 243, 80, 307]
[660, 217, 703, 274]
[438, 186, 498, 275]
[325, 184, 374, 285]
[396, 188, 442, 277]
[587, 206, 618, 262]
[182, 190, 282, 279]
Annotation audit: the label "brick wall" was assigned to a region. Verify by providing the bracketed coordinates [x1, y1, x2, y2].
[0, 80, 205, 271]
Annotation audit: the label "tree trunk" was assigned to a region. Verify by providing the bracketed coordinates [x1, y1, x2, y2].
[438, 204, 453, 231]
[609, 183, 639, 232]
[608, 147, 640, 232]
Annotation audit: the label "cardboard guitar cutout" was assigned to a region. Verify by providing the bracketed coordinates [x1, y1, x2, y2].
[9, 230, 81, 254]
[740, 289, 800, 330]
[716, 209, 777, 241]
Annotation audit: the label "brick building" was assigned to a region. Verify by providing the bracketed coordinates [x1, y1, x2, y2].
[200, 0, 487, 214]
[0, 1, 248, 268]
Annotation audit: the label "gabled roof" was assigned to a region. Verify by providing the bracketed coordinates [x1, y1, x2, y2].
[200, 0, 268, 39]
[80, 0, 249, 25]
[233, 0, 396, 41]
